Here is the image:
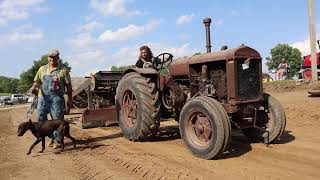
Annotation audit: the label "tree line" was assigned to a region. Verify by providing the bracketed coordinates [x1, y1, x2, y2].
[0, 76, 19, 94]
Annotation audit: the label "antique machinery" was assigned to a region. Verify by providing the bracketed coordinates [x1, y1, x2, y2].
[71, 71, 122, 128]
[116, 17, 286, 159]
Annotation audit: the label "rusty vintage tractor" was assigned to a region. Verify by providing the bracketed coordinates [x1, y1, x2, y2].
[116, 18, 286, 159]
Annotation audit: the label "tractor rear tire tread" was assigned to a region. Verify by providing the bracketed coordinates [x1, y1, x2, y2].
[117, 72, 160, 141]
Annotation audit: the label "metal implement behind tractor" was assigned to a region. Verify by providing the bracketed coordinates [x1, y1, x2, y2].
[71, 71, 122, 128]
[116, 17, 286, 159]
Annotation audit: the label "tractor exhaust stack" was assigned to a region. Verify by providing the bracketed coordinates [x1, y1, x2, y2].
[203, 17, 212, 53]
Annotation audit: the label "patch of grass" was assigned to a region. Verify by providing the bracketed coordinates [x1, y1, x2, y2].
[263, 79, 309, 93]
[0, 93, 11, 96]
[264, 80, 296, 86]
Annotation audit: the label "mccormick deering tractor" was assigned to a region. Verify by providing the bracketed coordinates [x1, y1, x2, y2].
[115, 18, 286, 159]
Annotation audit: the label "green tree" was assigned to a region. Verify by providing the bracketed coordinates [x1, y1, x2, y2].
[111, 65, 135, 72]
[266, 44, 302, 78]
[18, 55, 71, 93]
[193, 52, 202, 56]
[0, 76, 19, 93]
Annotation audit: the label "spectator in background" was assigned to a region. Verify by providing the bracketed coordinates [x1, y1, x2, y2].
[276, 59, 288, 80]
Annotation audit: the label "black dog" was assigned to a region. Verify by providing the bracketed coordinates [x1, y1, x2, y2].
[17, 119, 76, 155]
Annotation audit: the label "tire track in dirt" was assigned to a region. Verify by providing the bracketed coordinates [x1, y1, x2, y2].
[61, 128, 133, 180]
[105, 154, 199, 180]
[69, 153, 114, 180]
[68, 125, 200, 180]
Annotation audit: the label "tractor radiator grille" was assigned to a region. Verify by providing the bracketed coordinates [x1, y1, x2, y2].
[237, 60, 261, 100]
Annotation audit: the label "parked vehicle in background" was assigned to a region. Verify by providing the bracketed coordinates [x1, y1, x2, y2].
[1, 94, 29, 105]
[297, 40, 320, 79]
[0, 96, 13, 105]
[10, 94, 28, 104]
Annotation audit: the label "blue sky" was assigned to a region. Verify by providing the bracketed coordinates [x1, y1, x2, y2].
[0, 0, 319, 78]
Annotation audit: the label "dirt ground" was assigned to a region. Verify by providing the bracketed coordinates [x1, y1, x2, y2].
[1, 89, 320, 180]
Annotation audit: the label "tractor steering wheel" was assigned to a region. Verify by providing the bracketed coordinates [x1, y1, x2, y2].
[153, 53, 173, 70]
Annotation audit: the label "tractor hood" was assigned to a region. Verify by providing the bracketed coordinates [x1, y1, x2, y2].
[170, 45, 261, 77]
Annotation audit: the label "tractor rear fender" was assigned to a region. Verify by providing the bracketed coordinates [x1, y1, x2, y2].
[120, 68, 159, 84]
[121, 68, 158, 78]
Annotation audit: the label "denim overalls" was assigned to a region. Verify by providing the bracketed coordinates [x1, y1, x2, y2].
[37, 65, 65, 142]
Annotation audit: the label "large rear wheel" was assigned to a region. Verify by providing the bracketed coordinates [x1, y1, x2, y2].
[179, 96, 230, 159]
[116, 72, 160, 141]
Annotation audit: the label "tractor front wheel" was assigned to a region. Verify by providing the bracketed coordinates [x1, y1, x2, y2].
[179, 96, 230, 159]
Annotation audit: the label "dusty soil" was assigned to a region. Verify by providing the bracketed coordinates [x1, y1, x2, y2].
[1, 88, 320, 180]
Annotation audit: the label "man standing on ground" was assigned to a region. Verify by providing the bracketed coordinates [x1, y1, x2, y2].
[30, 49, 72, 148]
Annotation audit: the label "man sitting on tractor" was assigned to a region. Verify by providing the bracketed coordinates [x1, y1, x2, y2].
[135, 45, 154, 68]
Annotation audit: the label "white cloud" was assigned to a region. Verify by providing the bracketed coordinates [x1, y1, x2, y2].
[8, 30, 43, 42]
[66, 50, 109, 76]
[176, 14, 194, 25]
[0, 24, 43, 47]
[67, 21, 160, 51]
[213, 19, 224, 26]
[291, 34, 320, 56]
[111, 47, 139, 65]
[0, 0, 46, 24]
[65, 20, 161, 75]
[89, 0, 144, 17]
[66, 33, 97, 50]
[98, 20, 160, 42]
[77, 21, 104, 32]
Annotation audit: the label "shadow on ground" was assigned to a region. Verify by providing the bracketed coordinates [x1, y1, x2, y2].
[51, 132, 124, 153]
[150, 125, 296, 160]
[151, 125, 181, 142]
[274, 130, 295, 144]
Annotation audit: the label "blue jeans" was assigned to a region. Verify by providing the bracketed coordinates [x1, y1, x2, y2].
[37, 94, 64, 143]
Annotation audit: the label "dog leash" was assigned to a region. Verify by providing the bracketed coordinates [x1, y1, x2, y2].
[26, 91, 38, 120]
